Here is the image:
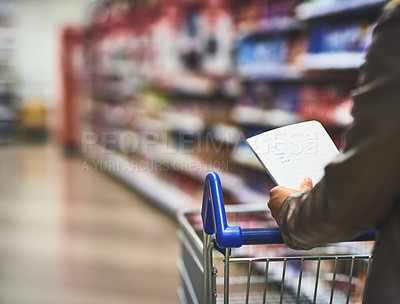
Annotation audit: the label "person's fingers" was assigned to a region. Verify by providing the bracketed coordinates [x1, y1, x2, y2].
[269, 185, 284, 196]
[300, 177, 313, 192]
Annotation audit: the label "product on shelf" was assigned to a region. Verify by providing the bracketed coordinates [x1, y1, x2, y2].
[303, 11, 375, 70]
[297, 84, 354, 127]
[236, 29, 306, 79]
[308, 20, 372, 54]
[232, 82, 301, 127]
[150, 2, 185, 76]
[0, 2, 18, 144]
[296, 0, 387, 20]
[148, 0, 235, 83]
[236, 0, 300, 35]
[197, 0, 235, 76]
[76, 0, 382, 213]
[238, 37, 289, 66]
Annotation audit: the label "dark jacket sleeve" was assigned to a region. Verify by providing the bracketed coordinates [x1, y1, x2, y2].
[278, 4, 400, 250]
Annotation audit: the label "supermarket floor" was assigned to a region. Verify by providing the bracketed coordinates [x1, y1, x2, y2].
[0, 144, 180, 304]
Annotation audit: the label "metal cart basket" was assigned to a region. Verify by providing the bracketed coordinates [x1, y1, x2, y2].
[178, 172, 375, 304]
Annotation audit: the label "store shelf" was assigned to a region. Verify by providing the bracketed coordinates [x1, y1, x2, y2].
[209, 123, 243, 146]
[132, 115, 170, 133]
[238, 17, 301, 39]
[85, 144, 195, 215]
[238, 64, 303, 81]
[231, 106, 299, 128]
[296, 0, 387, 20]
[147, 73, 218, 97]
[161, 82, 239, 99]
[143, 145, 213, 181]
[231, 145, 265, 173]
[140, 142, 269, 205]
[131, 112, 205, 135]
[304, 52, 365, 70]
[160, 112, 205, 135]
[79, 0, 378, 217]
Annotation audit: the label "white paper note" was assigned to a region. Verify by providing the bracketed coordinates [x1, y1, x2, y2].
[246, 121, 339, 189]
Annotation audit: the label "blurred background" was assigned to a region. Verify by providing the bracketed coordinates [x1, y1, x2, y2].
[0, 0, 387, 303]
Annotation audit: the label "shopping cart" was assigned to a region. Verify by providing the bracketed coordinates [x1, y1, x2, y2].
[178, 172, 376, 304]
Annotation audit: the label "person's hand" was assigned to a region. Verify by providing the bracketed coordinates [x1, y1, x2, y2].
[268, 177, 313, 222]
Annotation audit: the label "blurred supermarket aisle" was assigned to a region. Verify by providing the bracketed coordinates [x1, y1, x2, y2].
[0, 144, 180, 304]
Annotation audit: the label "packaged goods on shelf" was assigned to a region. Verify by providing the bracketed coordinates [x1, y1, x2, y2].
[304, 18, 373, 70]
[209, 123, 243, 146]
[231, 105, 300, 128]
[308, 20, 371, 54]
[0, 2, 18, 144]
[236, 0, 299, 35]
[237, 35, 306, 79]
[70, 0, 384, 213]
[297, 84, 354, 127]
[149, 0, 235, 78]
[238, 82, 301, 111]
[231, 144, 264, 172]
[297, 0, 387, 20]
[238, 37, 289, 66]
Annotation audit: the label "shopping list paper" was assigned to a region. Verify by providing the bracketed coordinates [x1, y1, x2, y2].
[246, 121, 339, 189]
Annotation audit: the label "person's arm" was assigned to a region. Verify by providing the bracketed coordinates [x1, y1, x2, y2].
[270, 4, 400, 250]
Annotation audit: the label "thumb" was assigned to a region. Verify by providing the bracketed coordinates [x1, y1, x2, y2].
[300, 177, 313, 192]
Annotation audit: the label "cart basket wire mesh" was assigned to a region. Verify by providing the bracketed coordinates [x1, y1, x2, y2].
[178, 172, 375, 304]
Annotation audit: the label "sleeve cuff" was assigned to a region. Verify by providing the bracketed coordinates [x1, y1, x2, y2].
[278, 192, 313, 250]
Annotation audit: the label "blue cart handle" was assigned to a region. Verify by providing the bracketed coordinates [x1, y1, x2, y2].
[201, 172, 376, 249]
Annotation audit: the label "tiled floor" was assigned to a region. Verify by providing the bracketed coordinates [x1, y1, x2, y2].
[0, 144, 180, 304]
